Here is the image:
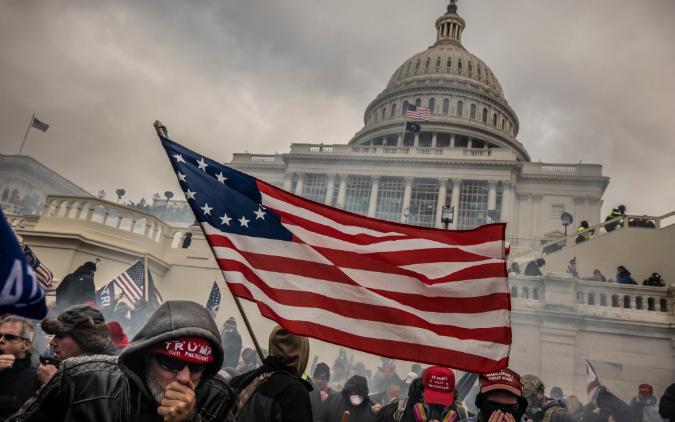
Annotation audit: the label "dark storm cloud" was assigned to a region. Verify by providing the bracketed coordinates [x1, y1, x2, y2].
[0, 0, 673, 214]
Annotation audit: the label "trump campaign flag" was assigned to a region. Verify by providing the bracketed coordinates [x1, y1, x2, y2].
[159, 134, 511, 373]
[0, 209, 47, 319]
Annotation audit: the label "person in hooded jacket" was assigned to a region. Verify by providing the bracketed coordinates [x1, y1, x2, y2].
[660, 383, 675, 421]
[521, 374, 576, 422]
[316, 374, 378, 422]
[630, 384, 664, 422]
[55, 261, 97, 312]
[220, 317, 242, 369]
[229, 325, 312, 422]
[6, 300, 234, 422]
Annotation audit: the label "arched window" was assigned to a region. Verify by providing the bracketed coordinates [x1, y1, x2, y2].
[623, 295, 631, 309]
[458, 59, 463, 71]
[511, 287, 518, 298]
[648, 297, 656, 311]
[533, 288, 540, 300]
[636, 296, 643, 310]
[428, 98, 435, 113]
[477, 65, 482, 78]
[381, 107, 386, 120]
[588, 292, 595, 305]
[443, 99, 450, 114]
[425, 57, 431, 69]
[576, 291, 584, 304]
[470, 104, 477, 119]
[482, 108, 488, 123]
[522, 287, 529, 299]
[436, 57, 441, 68]
[468, 62, 473, 75]
[600, 294, 607, 306]
[611, 295, 620, 308]
[415, 98, 421, 107]
[447, 57, 452, 70]
[391, 103, 397, 118]
[493, 113, 498, 126]
[403, 100, 409, 113]
[660, 298, 668, 312]
[457, 101, 464, 117]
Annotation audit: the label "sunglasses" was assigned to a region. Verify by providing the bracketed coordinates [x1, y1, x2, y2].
[153, 354, 207, 374]
[0, 333, 29, 342]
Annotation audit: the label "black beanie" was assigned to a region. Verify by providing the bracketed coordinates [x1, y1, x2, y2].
[314, 362, 330, 380]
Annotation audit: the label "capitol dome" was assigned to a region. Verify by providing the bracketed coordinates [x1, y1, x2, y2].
[349, 1, 530, 161]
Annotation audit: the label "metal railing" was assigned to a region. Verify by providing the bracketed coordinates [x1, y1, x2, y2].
[511, 211, 675, 261]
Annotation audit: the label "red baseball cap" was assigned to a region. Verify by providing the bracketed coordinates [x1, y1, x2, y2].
[148, 337, 214, 364]
[479, 368, 523, 397]
[423, 366, 456, 406]
[639, 384, 654, 397]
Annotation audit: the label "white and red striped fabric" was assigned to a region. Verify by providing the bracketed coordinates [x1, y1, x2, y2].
[405, 105, 432, 121]
[161, 136, 511, 373]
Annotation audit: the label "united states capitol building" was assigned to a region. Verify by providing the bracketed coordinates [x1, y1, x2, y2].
[3, 1, 674, 401]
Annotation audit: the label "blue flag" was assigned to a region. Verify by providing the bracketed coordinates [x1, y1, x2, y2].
[95, 281, 116, 310]
[0, 209, 47, 319]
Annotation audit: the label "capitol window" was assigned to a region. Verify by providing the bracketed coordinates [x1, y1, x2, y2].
[301, 174, 328, 203]
[408, 178, 440, 228]
[343, 175, 372, 216]
[457, 101, 464, 117]
[403, 100, 409, 113]
[425, 57, 431, 69]
[391, 103, 397, 118]
[381, 107, 386, 120]
[447, 57, 452, 70]
[458, 59, 463, 71]
[482, 108, 488, 123]
[493, 113, 498, 127]
[470, 104, 476, 119]
[443, 98, 450, 114]
[428, 98, 435, 113]
[551, 204, 564, 218]
[458, 180, 489, 229]
[436, 57, 441, 68]
[415, 98, 421, 107]
[375, 177, 405, 222]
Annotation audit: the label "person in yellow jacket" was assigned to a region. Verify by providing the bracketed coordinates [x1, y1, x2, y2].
[575, 221, 593, 244]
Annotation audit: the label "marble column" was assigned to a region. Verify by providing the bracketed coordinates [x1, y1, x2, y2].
[435, 177, 449, 228]
[283, 173, 293, 191]
[487, 180, 498, 222]
[501, 182, 514, 223]
[336, 174, 348, 209]
[367, 176, 380, 217]
[431, 133, 438, 148]
[294, 172, 305, 196]
[400, 177, 414, 223]
[324, 174, 336, 205]
[450, 178, 462, 229]
[450, 134, 456, 148]
[414, 133, 420, 147]
[397, 134, 403, 147]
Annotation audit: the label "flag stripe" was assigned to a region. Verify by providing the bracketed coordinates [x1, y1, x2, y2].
[216, 253, 510, 317]
[225, 282, 510, 369]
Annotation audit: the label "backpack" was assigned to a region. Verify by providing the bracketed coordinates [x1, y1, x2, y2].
[228, 371, 279, 421]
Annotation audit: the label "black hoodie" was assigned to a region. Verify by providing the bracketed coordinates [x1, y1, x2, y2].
[317, 375, 378, 422]
[7, 301, 233, 422]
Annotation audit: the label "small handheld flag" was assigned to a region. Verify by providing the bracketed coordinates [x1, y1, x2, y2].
[206, 281, 221, 317]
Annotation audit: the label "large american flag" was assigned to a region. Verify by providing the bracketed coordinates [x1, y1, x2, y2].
[112, 260, 145, 304]
[405, 104, 432, 121]
[160, 136, 511, 373]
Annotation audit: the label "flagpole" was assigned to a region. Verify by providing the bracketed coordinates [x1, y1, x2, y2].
[143, 254, 149, 301]
[153, 120, 265, 362]
[19, 114, 34, 155]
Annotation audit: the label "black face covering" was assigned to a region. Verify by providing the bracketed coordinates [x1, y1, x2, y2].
[479, 400, 526, 421]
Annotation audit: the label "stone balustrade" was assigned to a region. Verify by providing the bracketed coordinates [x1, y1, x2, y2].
[509, 274, 673, 321]
[288, 143, 517, 160]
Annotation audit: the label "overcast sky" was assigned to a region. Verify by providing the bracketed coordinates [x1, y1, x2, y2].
[1, 0, 674, 216]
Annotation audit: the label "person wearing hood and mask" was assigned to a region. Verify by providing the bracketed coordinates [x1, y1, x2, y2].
[7, 301, 233, 422]
[316, 374, 378, 422]
[521, 374, 576, 422]
[466, 368, 528, 422]
[220, 317, 242, 369]
[229, 325, 313, 422]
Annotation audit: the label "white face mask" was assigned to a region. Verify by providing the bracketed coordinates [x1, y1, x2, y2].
[349, 395, 364, 406]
